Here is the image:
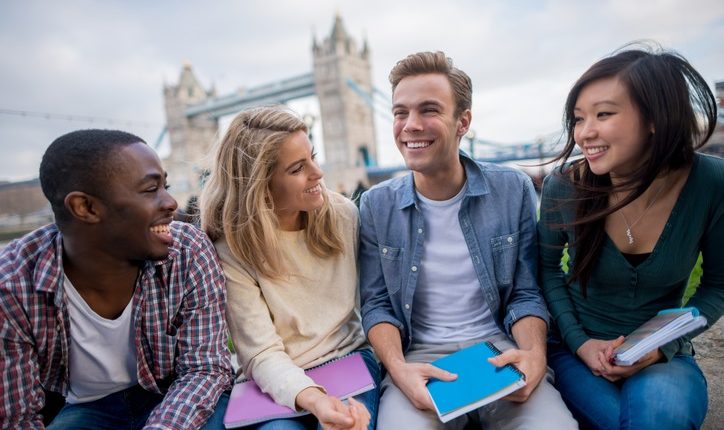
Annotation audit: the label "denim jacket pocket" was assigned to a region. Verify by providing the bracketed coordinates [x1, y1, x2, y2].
[490, 232, 519, 286]
[379, 245, 403, 294]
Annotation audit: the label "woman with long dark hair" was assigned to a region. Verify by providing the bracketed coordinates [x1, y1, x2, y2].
[538, 44, 722, 429]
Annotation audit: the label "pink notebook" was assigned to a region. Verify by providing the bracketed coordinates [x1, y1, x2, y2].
[223, 351, 375, 428]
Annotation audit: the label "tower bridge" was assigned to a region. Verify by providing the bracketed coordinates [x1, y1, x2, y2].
[162, 15, 568, 205]
[164, 15, 377, 204]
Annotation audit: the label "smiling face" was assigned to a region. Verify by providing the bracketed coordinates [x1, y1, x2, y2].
[269, 130, 324, 230]
[99, 143, 178, 261]
[392, 73, 470, 178]
[574, 77, 652, 178]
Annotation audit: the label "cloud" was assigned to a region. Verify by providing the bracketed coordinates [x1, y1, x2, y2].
[0, 0, 722, 181]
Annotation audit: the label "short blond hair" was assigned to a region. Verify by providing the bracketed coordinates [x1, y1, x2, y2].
[200, 105, 344, 279]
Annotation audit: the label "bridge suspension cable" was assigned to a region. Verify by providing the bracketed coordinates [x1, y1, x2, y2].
[0, 108, 162, 128]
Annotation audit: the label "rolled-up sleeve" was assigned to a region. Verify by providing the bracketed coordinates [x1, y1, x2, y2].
[503, 175, 549, 334]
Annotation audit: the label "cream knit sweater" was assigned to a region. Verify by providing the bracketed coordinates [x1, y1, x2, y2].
[216, 192, 366, 410]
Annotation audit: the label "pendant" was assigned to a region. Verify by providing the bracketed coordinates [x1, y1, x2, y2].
[625, 228, 634, 245]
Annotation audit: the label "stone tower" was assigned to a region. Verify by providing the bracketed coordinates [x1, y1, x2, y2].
[162, 63, 219, 207]
[313, 15, 377, 194]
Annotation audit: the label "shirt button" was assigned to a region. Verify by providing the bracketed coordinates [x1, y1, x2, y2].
[417, 228, 423, 234]
[507, 236, 513, 243]
[411, 266, 418, 272]
[382, 248, 388, 254]
[405, 304, 410, 310]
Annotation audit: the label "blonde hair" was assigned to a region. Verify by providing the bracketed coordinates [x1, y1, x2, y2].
[200, 105, 344, 279]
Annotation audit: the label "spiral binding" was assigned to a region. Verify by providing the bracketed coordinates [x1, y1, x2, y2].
[485, 342, 526, 381]
[234, 350, 364, 384]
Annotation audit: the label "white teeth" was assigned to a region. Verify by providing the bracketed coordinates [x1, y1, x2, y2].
[304, 184, 321, 194]
[586, 146, 608, 155]
[150, 224, 170, 234]
[407, 141, 431, 149]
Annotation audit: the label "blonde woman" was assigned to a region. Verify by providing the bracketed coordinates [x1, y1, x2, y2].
[200, 106, 379, 430]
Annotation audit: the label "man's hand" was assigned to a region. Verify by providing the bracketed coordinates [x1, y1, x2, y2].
[488, 347, 546, 402]
[506, 316, 548, 402]
[367, 323, 456, 411]
[388, 361, 457, 410]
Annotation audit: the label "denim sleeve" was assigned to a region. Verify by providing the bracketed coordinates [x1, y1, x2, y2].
[358, 191, 404, 336]
[538, 174, 590, 353]
[502, 175, 550, 335]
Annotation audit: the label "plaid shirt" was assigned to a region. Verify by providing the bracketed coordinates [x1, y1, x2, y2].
[0, 222, 233, 429]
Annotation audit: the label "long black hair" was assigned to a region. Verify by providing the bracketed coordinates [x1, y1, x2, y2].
[548, 43, 717, 294]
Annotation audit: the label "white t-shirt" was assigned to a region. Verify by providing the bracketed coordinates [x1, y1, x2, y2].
[410, 184, 502, 344]
[64, 274, 138, 403]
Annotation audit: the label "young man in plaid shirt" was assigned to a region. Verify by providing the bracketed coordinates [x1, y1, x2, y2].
[0, 130, 233, 429]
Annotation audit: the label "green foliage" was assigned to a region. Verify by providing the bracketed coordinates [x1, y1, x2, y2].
[683, 253, 703, 304]
[561, 247, 569, 273]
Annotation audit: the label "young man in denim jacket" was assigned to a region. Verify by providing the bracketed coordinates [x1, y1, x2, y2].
[359, 52, 576, 429]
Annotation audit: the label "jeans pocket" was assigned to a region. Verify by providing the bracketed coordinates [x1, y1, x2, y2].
[490, 232, 519, 286]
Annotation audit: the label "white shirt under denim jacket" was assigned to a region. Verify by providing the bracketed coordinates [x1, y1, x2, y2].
[359, 150, 548, 350]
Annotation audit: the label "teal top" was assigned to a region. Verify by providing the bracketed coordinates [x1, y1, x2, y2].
[538, 153, 724, 361]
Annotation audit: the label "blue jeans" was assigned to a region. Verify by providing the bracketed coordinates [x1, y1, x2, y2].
[251, 349, 381, 430]
[548, 342, 708, 430]
[47, 383, 230, 430]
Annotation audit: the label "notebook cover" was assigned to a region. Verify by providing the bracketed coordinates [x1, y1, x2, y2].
[615, 309, 692, 356]
[223, 351, 375, 428]
[614, 308, 707, 365]
[426, 342, 526, 423]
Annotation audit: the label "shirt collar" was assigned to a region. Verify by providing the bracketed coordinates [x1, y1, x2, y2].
[397, 150, 490, 210]
[33, 223, 182, 297]
[32, 225, 66, 308]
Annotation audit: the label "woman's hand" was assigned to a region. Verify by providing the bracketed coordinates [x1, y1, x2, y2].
[297, 387, 370, 430]
[596, 337, 663, 382]
[577, 337, 663, 382]
[343, 397, 371, 430]
[576, 337, 624, 376]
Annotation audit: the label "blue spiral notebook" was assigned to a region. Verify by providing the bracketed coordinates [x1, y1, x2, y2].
[426, 341, 526, 423]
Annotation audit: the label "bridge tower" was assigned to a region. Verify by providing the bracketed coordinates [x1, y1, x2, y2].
[163, 15, 378, 204]
[313, 15, 377, 194]
[162, 63, 218, 206]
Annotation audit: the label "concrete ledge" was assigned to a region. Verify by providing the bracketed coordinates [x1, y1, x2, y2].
[694, 318, 722, 430]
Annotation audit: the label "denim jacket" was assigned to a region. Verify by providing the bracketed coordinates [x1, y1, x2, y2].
[359, 152, 548, 352]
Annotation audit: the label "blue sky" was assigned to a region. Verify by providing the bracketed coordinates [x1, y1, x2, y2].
[0, 0, 722, 182]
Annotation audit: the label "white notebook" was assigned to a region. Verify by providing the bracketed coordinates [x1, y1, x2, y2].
[613, 307, 707, 366]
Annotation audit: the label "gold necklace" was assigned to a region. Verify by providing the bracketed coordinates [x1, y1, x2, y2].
[618, 180, 668, 245]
